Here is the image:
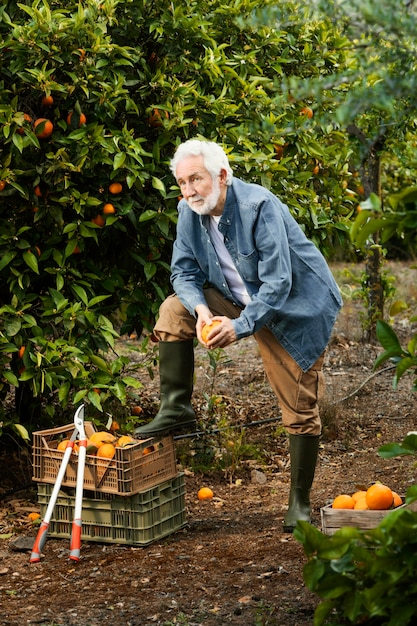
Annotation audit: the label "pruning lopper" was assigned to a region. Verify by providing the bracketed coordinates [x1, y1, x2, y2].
[30, 404, 87, 563]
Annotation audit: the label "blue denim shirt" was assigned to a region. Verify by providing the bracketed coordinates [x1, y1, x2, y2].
[171, 177, 343, 371]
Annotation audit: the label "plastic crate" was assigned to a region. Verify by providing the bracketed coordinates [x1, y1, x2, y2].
[37, 473, 186, 547]
[32, 422, 177, 495]
[321, 499, 417, 536]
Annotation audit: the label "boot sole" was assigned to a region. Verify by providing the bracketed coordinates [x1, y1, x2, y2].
[135, 421, 197, 438]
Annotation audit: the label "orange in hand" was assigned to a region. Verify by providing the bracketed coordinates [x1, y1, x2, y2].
[201, 320, 221, 344]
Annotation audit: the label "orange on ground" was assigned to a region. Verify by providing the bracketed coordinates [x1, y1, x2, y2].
[117, 435, 135, 448]
[34, 118, 54, 139]
[201, 320, 222, 344]
[198, 487, 214, 501]
[67, 111, 87, 126]
[131, 405, 143, 416]
[352, 490, 367, 503]
[89, 431, 116, 447]
[103, 203, 116, 214]
[392, 492, 403, 508]
[354, 497, 369, 510]
[331, 494, 355, 509]
[28, 512, 41, 522]
[97, 442, 116, 459]
[41, 95, 54, 107]
[109, 182, 123, 195]
[365, 483, 393, 510]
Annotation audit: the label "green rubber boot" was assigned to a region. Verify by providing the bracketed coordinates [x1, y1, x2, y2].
[283, 434, 320, 533]
[134, 340, 197, 437]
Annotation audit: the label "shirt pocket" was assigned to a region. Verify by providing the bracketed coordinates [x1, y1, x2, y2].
[236, 249, 259, 282]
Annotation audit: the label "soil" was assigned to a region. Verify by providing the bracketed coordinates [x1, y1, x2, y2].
[1, 262, 416, 626]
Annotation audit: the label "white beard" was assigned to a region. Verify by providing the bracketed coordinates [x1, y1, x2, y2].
[188, 177, 221, 215]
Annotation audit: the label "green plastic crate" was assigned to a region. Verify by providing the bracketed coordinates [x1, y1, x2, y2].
[37, 473, 186, 547]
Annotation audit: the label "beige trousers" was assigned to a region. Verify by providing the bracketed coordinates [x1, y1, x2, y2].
[154, 288, 323, 436]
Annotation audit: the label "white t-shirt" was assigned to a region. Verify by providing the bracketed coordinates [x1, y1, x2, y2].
[209, 216, 251, 306]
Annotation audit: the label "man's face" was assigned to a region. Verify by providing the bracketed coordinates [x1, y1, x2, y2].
[175, 155, 225, 216]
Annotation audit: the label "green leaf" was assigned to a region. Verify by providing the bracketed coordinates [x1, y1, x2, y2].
[23, 251, 39, 274]
[13, 423, 30, 441]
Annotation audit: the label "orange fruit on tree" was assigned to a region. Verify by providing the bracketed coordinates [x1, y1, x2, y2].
[34, 118, 54, 139]
[91, 214, 105, 227]
[67, 111, 87, 126]
[365, 483, 393, 510]
[109, 182, 123, 195]
[17, 113, 32, 134]
[300, 106, 313, 119]
[103, 203, 116, 214]
[0, 181, 6, 192]
[331, 494, 355, 509]
[198, 487, 214, 501]
[17, 345, 26, 359]
[201, 320, 222, 344]
[97, 442, 116, 459]
[354, 497, 369, 510]
[41, 95, 54, 107]
[148, 108, 169, 127]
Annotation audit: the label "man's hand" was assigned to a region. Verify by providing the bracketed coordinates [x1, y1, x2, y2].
[195, 306, 237, 348]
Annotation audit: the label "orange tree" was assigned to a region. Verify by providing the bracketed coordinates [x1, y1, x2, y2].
[0, 0, 354, 434]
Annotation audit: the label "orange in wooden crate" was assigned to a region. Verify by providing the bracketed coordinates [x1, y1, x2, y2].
[32, 422, 177, 496]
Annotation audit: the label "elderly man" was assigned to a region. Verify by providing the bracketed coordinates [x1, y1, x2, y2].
[135, 139, 342, 532]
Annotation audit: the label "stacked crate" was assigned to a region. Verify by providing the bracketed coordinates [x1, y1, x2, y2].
[32, 421, 186, 546]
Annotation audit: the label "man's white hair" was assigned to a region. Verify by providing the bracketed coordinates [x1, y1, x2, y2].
[170, 139, 233, 185]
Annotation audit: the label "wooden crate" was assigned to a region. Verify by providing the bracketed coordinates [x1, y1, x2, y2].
[321, 499, 417, 535]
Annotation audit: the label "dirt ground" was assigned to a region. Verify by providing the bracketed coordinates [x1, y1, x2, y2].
[0, 262, 416, 626]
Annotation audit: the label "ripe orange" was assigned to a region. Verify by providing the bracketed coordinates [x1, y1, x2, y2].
[300, 106, 313, 119]
[67, 111, 87, 127]
[198, 487, 214, 501]
[131, 405, 143, 416]
[354, 497, 369, 510]
[109, 182, 123, 195]
[365, 483, 393, 510]
[41, 95, 54, 107]
[0, 181, 6, 191]
[392, 492, 403, 508]
[34, 185, 43, 197]
[103, 203, 116, 214]
[34, 118, 54, 139]
[117, 435, 135, 448]
[57, 439, 79, 452]
[91, 214, 105, 227]
[331, 494, 355, 509]
[352, 490, 367, 503]
[143, 445, 155, 456]
[28, 512, 41, 522]
[97, 442, 116, 459]
[17, 113, 32, 134]
[89, 431, 116, 447]
[17, 345, 26, 359]
[201, 320, 222, 344]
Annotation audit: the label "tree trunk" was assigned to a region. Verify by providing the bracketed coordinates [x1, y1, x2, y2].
[347, 124, 386, 341]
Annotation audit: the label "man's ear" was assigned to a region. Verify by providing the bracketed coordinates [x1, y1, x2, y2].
[219, 168, 228, 184]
